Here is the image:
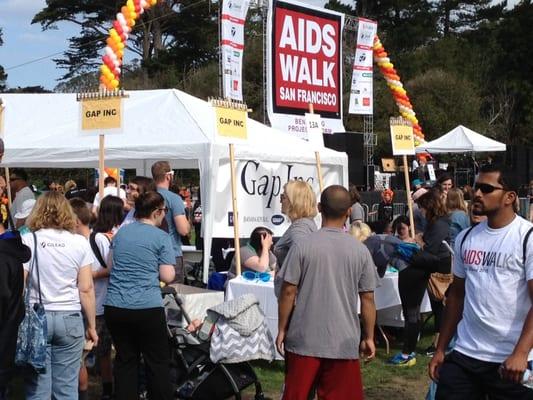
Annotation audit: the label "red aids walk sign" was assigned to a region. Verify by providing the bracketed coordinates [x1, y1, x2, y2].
[267, 0, 345, 135]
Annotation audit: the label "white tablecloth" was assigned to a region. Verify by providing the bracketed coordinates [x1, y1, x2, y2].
[169, 283, 225, 323]
[225, 271, 432, 343]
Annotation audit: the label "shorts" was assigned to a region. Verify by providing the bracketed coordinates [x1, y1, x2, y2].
[282, 351, 363, 400]
[95, 315, 112, 357]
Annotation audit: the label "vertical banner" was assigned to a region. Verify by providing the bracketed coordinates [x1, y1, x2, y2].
[221, 0, 250, 101]
[349, 18, 377, 115]
[267, 0, 344, 135]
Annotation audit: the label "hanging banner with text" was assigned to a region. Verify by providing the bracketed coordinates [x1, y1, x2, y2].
[213, 159, 343, 237]
[390, 117, 415, 156]
[348, 18, 377, 115]
[80, 97, 123, 133]
[267, 0, 344, 135]
[221, 0, 250, 101]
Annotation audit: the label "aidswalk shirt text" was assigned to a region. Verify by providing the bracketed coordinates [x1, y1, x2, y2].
[453, 216, 533, 363]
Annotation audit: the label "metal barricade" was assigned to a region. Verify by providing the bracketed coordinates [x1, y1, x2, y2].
[393, 203, 406, 218]
[367, 204, 379, 222]
[518, 197, 530, 220]
[361, 203, 369, 222]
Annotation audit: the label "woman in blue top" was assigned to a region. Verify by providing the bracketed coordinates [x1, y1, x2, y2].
[104, 191, 175, 400]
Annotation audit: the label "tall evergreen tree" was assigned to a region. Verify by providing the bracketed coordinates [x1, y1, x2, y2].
[435, 0, 506, 36]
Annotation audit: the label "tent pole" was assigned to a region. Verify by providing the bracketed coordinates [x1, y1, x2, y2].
[308, 103, 324, 193]
[229, 143, 241, 276]
[5, 167, 12, 208]
[403, 155, 415, 239]
[99, 134, 105, 201]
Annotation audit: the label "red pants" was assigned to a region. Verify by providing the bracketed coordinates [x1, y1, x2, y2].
[282, 351, 364, 400]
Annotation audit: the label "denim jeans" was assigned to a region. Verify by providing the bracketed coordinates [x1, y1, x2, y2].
[25, 310, 85, 400]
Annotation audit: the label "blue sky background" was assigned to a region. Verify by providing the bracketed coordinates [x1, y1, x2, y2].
[0, 0, 517, 91]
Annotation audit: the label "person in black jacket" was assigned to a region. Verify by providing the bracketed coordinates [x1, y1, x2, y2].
[0, 204, 31, 399]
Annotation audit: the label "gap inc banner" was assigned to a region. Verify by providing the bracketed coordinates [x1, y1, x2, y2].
[267, 0, 344, 135]
[221, 0, 250, 101]
[348, 18, 377, 115]
[212, 159, 343, 237]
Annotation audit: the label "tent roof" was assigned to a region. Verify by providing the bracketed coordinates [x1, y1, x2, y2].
[415, 125, 506, 154]
[0, 89, 347, 168]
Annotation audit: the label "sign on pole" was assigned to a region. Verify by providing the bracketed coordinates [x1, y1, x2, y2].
[215, 105, 248, 140]
[348, 18, 377, 115]
[266, 0, 344, 135]
[390, 117, 416, 238]
[77, 91, 126, 200]
[390, 116, 415, 156]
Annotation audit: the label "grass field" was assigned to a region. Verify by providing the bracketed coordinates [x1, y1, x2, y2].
[245, 327, 434, 400]
[8, 319, 436, 399]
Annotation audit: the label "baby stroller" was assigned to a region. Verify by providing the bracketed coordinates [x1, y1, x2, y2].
[162, 287, 266, 400]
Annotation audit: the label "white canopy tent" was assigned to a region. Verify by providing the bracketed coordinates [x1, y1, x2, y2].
[415, 125, 506, 153]
[0, 89, 348, 281]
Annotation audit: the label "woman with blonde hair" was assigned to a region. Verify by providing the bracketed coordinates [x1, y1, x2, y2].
[446, 188, 470, 248]
[21, 191, 97, 400]
[349, 221, 372, 242]
[273, 180, 318, 297]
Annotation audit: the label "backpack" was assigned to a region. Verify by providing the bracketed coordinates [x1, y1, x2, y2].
[460, 224, 533, 265]
[89, 231, 111, 268]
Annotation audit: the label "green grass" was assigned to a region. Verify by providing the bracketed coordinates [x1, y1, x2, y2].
[8, 318, 436, 399]
[245, 319, 436, 400]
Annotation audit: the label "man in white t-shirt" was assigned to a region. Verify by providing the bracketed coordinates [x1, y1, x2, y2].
[429, 164, 533, 399]
[9, 169, 35, 219]
[92, 176, 126, 214]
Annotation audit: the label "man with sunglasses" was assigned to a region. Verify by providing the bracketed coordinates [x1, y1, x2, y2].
[429, 164, 533, 399]
[9, 168, 34, 220]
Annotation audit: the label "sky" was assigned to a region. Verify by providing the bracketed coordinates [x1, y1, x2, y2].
[0, 0, 518, 91]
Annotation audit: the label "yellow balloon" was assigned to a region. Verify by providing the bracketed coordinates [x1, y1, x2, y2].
[118, 42, 125, 50]
[100, 65, 109, 73]
[150, 0, 157, 5]
[111, 79, 119, 89]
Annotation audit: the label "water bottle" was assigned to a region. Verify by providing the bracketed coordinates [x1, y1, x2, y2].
[523, 369, 533, 389]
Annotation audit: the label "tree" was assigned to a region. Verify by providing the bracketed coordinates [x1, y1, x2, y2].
[32, 0, 218, 80]
[0, 28, 7, 91]
[434, 0, 506, 37]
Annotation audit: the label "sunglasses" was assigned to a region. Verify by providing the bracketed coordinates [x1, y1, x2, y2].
[473, 183, 505, 194]
[242, 271, 271, 282]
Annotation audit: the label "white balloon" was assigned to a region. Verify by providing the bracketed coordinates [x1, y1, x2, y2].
[105, 46, 114, 57]
[117, 13, 126, 25]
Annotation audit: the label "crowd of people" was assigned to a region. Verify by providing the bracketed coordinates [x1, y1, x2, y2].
[0, 161, 531, 400]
